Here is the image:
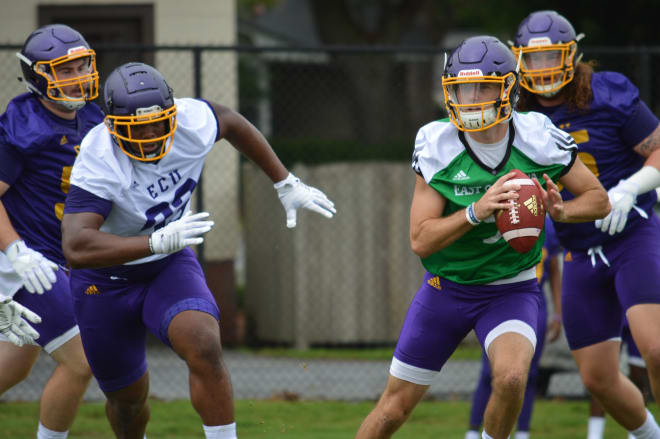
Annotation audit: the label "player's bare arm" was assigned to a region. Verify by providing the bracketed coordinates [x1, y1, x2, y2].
[207, 101, 288, 183]
[207, 101, 335, 227]
[633, 124, 660, 165]
[545, 157, 610, 222]
[409, 172, 519, 257]
[61, 211, 151, 269]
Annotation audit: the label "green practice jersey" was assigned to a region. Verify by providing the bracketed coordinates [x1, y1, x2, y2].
[412, 111, 577, 284]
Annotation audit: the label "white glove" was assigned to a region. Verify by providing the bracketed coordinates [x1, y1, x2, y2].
[595, 179, 648, 235]
[0, 297, 41, 347]
[274, 173, 337, 228]
[149, 211, 214, 254]
[5, 240, 58, 294]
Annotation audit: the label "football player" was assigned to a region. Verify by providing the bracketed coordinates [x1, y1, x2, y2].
[60, 62, 336, 439]
[354, 35, 608, 439]
[513, 10, 660, 438]
[0, 24, 102, 439]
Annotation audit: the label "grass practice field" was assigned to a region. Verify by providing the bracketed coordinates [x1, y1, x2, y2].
[1, 399, 655, 438]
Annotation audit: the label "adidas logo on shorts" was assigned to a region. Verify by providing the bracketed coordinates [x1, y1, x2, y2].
[84, 284, 101, 295]
[427, 276, 442, 290]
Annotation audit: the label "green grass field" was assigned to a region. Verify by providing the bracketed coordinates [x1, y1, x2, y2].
[0, 399, 654, 438]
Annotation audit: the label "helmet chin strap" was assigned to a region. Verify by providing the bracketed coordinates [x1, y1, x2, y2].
[459, 107, 497, 130]
[533, 80, 563, 97]
[539, 89, 561, 98]
[55, 98, 86, 111]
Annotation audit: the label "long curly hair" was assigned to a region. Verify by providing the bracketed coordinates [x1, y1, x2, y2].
[516, 60, 597, 113]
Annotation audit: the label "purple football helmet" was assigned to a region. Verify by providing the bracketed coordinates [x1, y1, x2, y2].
[17, 24, 98, 110]
[512, 10, 582, 96]
[103, 63, 177, 162]
[442, 36, 520, 132]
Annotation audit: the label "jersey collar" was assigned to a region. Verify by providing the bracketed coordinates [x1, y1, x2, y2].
[458, 119, 516, 176]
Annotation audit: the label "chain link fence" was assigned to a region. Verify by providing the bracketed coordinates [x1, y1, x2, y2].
[1, 44, 659, 402]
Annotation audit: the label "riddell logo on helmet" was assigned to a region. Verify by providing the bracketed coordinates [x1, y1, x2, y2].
[67, 46, 87, 55]
[528, 37, 552, 47]
[458, 69, 483, 77]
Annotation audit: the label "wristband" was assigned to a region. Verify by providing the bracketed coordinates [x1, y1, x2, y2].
[148, 235, 155, 254]
[273, 172, 297, 189]
[465, 202, 481, 226]
[625, 166, 660, 195]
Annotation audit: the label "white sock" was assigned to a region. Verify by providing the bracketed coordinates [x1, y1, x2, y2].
[515, 431, 530, 439]
[203, 423, 237, 439]
[466, 431, 480, 439]
[587, 416, 606, 439]
[37, 422, 68, 439]
[630, 409, 660, 439]
[629, 434, 637, 439]
[482, 432, 494, 439]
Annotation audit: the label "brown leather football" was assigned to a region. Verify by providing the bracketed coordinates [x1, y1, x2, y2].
[495, 169, 546, 253]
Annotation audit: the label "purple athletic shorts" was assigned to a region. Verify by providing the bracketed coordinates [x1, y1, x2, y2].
[392, 272, 541, 382]
[12, 268, 79, 353]
[562, 214, 660, 350]
[69, 248, 219, 392]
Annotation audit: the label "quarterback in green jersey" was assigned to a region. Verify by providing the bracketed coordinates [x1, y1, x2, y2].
[355, 36, 609, 439]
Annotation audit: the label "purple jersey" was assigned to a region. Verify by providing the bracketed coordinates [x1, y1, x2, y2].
[529, 72, 659, 251]
[0, 93, 104, 264]
[538, 216, 561, 287]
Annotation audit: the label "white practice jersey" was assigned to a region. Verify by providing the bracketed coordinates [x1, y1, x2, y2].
[69, 98, 219, 265]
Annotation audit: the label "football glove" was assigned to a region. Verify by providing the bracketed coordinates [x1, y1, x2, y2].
[274, 173, 336, 228]
[5, 240, 58, 294]
[149, 211, 214, 254]
[0, 297, 41, 347]
[595, 179, 648, 236]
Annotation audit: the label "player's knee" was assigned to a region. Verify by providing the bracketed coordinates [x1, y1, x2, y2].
[107, 397, 150, 425]
[641, 343, 660, 371]
[579, 367, 616, 396]
[57, 361, 93, 388]
[377, 397, 412, 431]
[492, 368, 527, 397]
[180, 327, 223, 371]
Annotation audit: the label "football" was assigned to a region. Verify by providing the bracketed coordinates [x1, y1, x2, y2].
[495, 169, 546, 253]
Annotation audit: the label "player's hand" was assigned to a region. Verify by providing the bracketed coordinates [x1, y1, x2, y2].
[547, 317, 562, 343]
[473, 171, 520, 220]
[274, 173, 336, 228]
[595, 179, 647, 235]
[533, 174, 565, 222]
[149, 211, 214, 254]
[0, 297, 41, 347]
[5, 240, 58, 294]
